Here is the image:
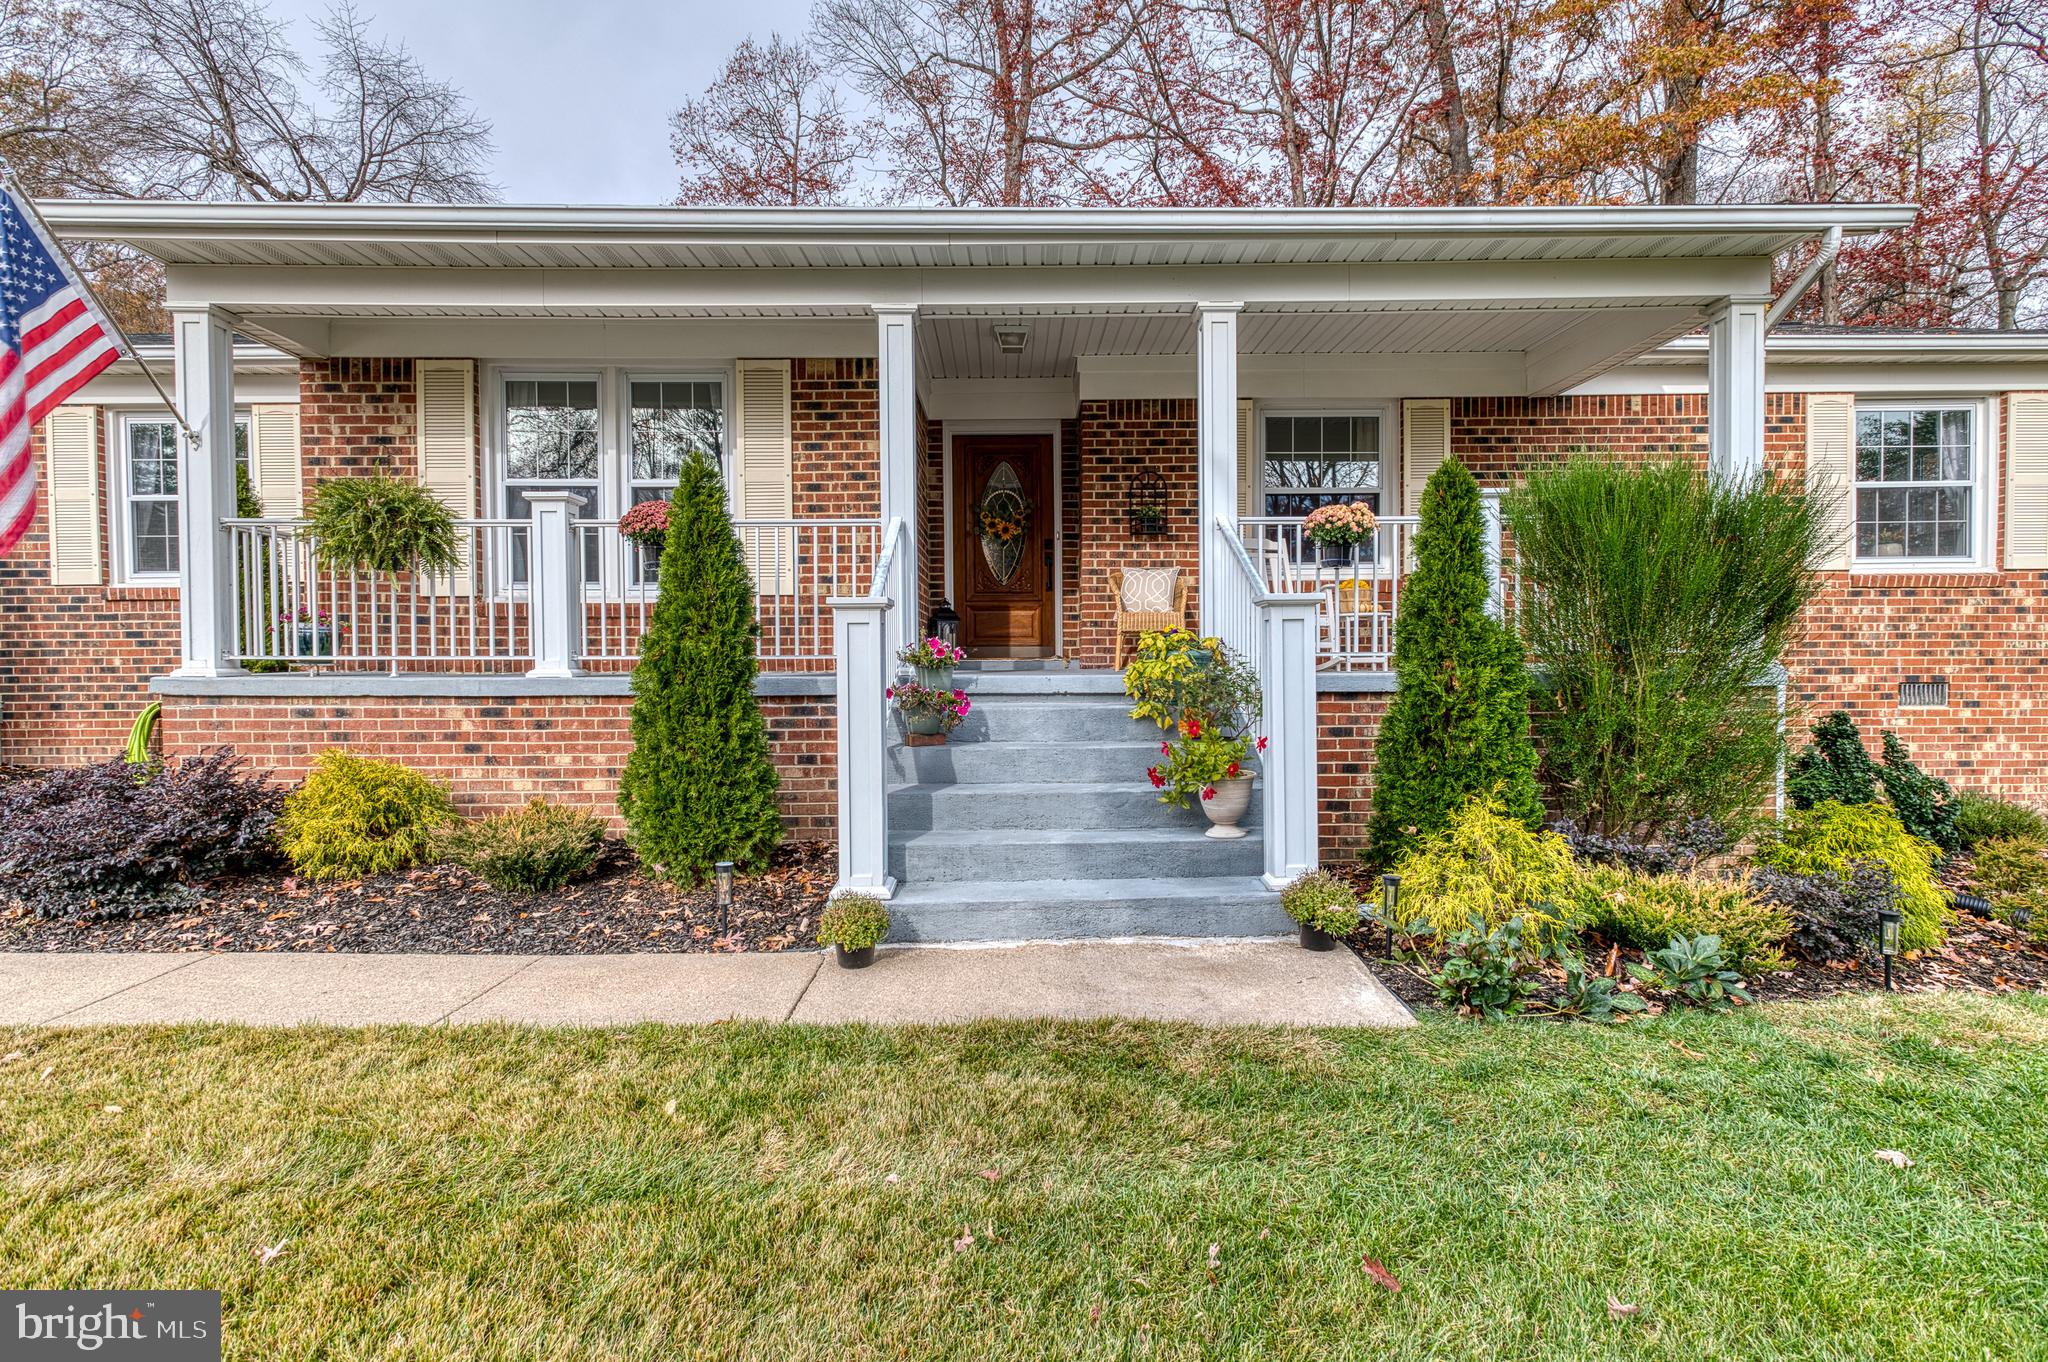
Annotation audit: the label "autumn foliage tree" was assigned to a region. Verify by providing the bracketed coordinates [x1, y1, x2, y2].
[672, 35, 859, 205]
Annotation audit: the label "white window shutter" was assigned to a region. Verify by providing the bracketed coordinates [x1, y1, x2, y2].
[1402, 398, 1450, 516]
[2006, 393, 2048, 570]
[1236, 398, 1257, 516]
[1805, 393, 1855, 571]
[415, 359, 476, 593]
[248, 404, 302, 518]
[734, 359, 794, 594]
[44, 406, 100, 586]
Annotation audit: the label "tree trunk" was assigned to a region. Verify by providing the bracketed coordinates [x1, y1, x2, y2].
[1422, 0, 1475, 201]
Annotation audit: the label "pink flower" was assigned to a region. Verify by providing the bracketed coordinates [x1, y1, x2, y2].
[1147, 766, 1165, 788]
[952, 703, 969, 717]
[1255, 735, 1269, 753]
[951, 689, 965, 700]
[1185, 717, 1202, 739]
[1161, 741, 1171, 755]
[1201, 786, 1216, 801]
[885, 686, 895, 699]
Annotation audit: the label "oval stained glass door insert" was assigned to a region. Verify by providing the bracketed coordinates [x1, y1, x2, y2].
[977, 461, 1030, 584]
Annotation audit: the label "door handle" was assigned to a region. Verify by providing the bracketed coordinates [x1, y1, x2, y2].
[1042, 541, 1054, 571]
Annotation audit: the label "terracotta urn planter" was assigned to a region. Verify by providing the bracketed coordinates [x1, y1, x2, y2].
[1200, 774, 1255, 839]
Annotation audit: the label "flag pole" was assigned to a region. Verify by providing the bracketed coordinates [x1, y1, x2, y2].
[4, 180, 195, 443]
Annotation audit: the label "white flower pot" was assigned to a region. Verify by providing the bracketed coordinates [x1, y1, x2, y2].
[1201, 774, 1254, 839]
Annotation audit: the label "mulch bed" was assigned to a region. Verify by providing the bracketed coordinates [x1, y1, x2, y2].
[0, 841, 836, 956]
[1325, 858, 2048, 1015]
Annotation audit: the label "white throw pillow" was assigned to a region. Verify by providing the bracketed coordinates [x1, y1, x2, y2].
[1120, 566, 1179, 613]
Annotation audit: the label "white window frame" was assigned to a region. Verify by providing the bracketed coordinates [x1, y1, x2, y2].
[1255, 405, 1391, 558]
[484, 363, 732, 597]
[1849, 396, 1996, 574]
[108, 408, 250, 586]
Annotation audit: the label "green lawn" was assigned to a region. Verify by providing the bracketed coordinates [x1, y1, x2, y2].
[5, 995, 2047, 1360]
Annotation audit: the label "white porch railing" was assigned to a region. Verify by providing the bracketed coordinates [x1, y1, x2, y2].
[829, 517, 907, 900]
[1215, 517, 1323, 889]
[224, 512, 885, 674]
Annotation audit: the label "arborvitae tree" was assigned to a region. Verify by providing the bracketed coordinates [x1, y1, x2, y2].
[1365, 456, 1540, 869]
[618, 451, 782, 882]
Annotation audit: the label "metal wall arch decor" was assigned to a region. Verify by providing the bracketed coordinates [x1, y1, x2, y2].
[1127, 468, 1168, 536]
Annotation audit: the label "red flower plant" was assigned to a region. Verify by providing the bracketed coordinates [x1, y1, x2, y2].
[1255, 735, 1269, 753]
[1147, 766, 1165, 789]
[1226, 761, 1240, 777]
[1201, 786, 1216, 801]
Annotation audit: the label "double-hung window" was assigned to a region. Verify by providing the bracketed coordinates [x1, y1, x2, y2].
[1853, 403, 1980, 565]
[116, 411, 249, 583]
[494, 368, 726, 589]
[1260, 411, 1385, 557]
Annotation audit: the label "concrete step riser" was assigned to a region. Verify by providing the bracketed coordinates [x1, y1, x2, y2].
[890, 833, 1264, 884]
[887, 742, 1162, 785]
[947, 702, 1160, 744]
[889, 785, 1263, 832]
[889, 897, 1292, 943]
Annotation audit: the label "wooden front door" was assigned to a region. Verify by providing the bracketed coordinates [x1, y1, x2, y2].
[954, 434, 1054, 655]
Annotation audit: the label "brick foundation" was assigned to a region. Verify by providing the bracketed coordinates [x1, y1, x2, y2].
[158, 692, 838, 839]
[1317, 692, 1391, 856]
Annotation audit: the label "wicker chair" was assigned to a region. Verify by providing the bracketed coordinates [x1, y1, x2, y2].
[1110, 567, 1189, 668]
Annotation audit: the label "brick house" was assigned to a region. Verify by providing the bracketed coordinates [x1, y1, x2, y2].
[8, 200, 2048, 939]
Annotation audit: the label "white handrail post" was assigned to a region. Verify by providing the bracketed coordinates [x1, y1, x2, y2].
[524, 491, 586, 679]
[874, 305, 921, 657]
[1257, 596, 1321, 889]
[1480, 489, 1504, 621]
[830, 593, 896, 899]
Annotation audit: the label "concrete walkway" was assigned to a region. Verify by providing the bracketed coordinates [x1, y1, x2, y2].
[0, 940, 1413, 1028]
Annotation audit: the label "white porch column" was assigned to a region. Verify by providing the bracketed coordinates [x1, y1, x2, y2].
[874, 305, 920, 655]
[1195, 302, 1243, 636]
[830, 595, 896, 899]
[1706, 298, 1768, 483]
[1256, 594, 1321, 889]
[523, 490, 586, 679]
[170, 305, 243, 677]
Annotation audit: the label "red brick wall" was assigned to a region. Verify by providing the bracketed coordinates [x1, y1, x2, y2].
[0, 418, 182, 767]
[300, 359, 421, 487]
[793, 358, 879, 520]
[160, 691, 839, 838]
[1317, 692, 1391, 856]
[1448, 392, 1805, 483]
[1074, 399, 1199, 666]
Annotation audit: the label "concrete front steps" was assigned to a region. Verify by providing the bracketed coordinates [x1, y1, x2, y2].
[884, 677, 1289, 943]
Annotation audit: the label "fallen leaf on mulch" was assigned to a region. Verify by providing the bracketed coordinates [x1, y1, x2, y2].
[1361, 1257, 1401, 1293]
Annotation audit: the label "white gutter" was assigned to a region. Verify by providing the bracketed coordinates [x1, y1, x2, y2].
[1764, 225, 1842, 329]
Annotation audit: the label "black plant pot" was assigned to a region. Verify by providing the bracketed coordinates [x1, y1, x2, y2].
[1130, 513, 1167, 537]
[1316, 541, 1355, 567]
[834, 944, 876, 969]
[1298, 923, 1337, 952]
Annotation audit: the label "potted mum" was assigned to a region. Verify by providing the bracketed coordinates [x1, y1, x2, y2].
[618, 499, 671, 557]
[899, 636, 967, 689]
[1281, 870, 1362, 951]
[1302, 501, 1378, 566]
[820, 893, 890, 968]
[891, 681, 970, 746]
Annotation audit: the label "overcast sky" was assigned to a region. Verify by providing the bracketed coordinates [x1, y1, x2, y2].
[266, 0, 814, 204]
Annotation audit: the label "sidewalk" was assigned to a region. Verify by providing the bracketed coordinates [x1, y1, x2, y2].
[0, 940, 1414, 1028]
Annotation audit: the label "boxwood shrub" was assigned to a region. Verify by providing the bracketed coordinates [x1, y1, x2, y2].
[277, 749, 454, 881]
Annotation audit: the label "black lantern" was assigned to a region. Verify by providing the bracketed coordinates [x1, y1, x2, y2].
[1380, 873, 1401, 956]
[927, 601, 960, 649]
[714, 860, 735, 920]
[1877, 905, 1902, 990]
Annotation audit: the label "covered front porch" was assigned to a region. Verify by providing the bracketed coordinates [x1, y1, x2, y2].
[42, 201, 1904, 909]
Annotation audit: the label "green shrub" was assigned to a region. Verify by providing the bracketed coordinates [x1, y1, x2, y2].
[1877, 731, 1959, 853]
[1954, 789, 2047, 850]
[1281, 870, 1361, 936]
[1571, 866, 1790, 973]
[1504, 458, 1825, 838]
[303, 475, 459, 575]
[1786, 711, 1879, 809]
[618, 453, 783, 884]
[1626, 935, 1753, 1010]
[819, 894, 890, 951]
[438, 799, 606, 892]
[1367, 457, 1540, 868]
[278, 750, 454, 881]
[1393, 795, 1577, 942]
[1549, 953, 1647, 1023]
[1428, 916, 1545, 1022]
[1753, 802, 1946, 951]
[1969, 836, 2048, 932]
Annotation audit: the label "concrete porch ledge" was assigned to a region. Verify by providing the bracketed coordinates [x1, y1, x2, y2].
[150, 673, 836, 699]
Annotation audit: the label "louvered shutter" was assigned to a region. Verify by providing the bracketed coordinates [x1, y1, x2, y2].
[733, 359, 794, 594]
[248, 404, 302, 518]
[415, 360, 476, 593]
[1401, 398, 1450, 516]
[44, 406, 100, 586]
[1236, 398, 1257, 516]
[1805, 393, 1855, 571]
[2005, 393, 2048, 570]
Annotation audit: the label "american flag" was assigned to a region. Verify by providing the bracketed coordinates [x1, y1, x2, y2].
[0, 187, 126, 557]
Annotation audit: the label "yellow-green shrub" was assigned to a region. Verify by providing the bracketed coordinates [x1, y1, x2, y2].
[1392, 795, 1577, 941]
[437, 799, 605, 892]
[1752, 801, 1946, 950]
[1571, 866, 1790, 972]
[1970, 836, 2048, 939]
[277, 750, 454, 881]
